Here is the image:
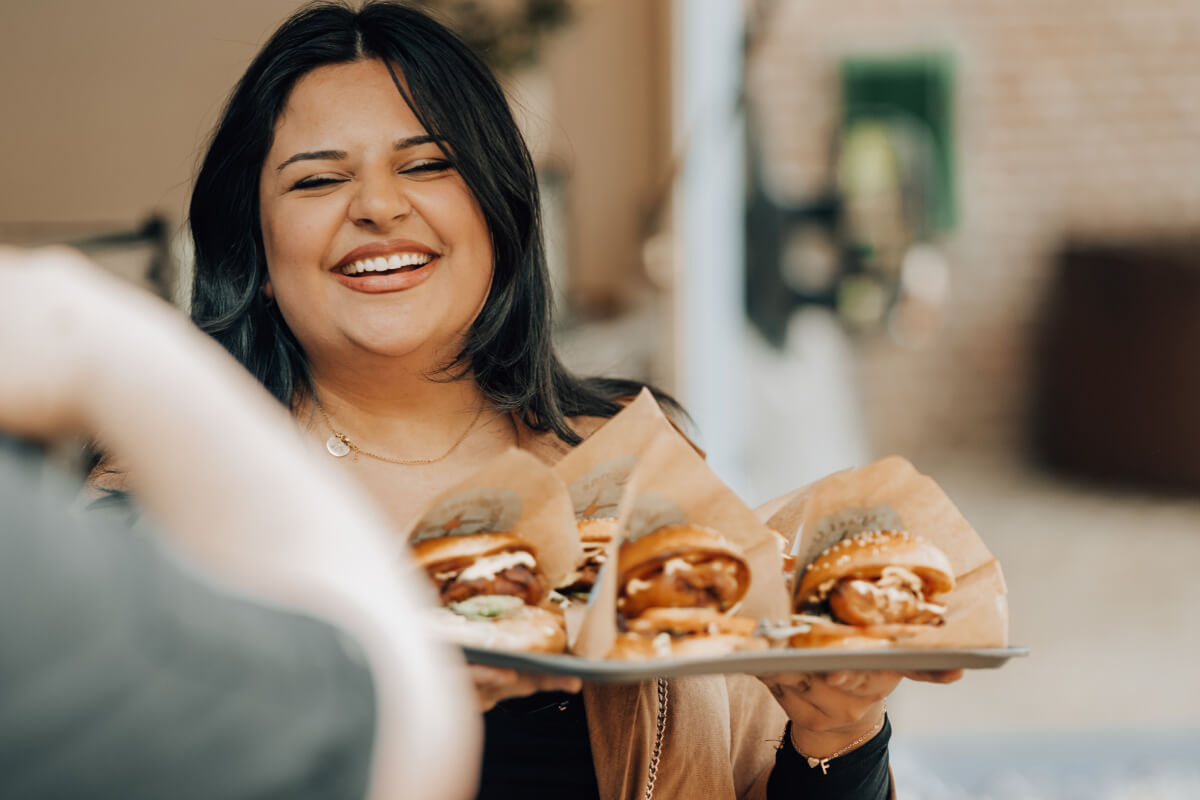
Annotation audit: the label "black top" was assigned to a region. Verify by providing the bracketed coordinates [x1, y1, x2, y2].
[0, 437, 377, 800]
[769, 716, 892, 799]
[479, 691, 601, 800]
[476, 686, 891, 799]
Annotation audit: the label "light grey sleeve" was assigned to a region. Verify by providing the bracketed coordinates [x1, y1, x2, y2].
[0, 437, 377, 800]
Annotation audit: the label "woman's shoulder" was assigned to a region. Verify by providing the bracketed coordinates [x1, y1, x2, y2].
[517, 413, 609, 466]
[518, 393, 702, 466]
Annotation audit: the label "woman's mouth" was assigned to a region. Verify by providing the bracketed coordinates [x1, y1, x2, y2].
[333, 251, 440, 294]
[339, 252, 434, 276]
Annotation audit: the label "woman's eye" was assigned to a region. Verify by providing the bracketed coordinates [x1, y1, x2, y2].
[291, 176, 342, 190]
[402, 159, 453, 176]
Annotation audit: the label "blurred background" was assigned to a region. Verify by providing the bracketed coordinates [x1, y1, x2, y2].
[4, 0, 1200, 796]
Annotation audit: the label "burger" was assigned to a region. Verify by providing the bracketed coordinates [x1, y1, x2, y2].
[412, 532, 567, 653]
[554, 517, 618, 600]
[608, 523, 766, 659]
[787, 529, 954, 647]
[617, 524, 750, 617]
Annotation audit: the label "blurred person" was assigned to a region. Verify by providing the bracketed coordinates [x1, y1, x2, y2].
[0, 247, 480, 800]
[95, 3, 961, 798]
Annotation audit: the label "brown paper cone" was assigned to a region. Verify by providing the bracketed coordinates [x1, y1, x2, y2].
[551, 389, 696, 646]
[573, 429, 790, 659]
[554, 387, 698, 517]
[755, 484, 814, 542]
[401, 447, 581, 592]
[792, 455, 1009, 648]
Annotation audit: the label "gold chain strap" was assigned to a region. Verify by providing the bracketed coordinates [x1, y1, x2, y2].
[313, 395, 486, 466]
[644, 678, 669, 800]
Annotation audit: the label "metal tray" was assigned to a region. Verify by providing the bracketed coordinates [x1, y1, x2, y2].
[463, 646, 1029, 682]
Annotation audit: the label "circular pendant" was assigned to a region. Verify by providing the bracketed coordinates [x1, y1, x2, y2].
[326, 435, 351, 458]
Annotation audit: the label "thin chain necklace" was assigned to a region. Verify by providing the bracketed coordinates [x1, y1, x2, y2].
[313, 394, 487, 466]
[793, 704, 887, 775]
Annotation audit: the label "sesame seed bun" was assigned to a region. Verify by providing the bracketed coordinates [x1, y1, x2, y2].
[576, 517, 618, 544]
[428, 604, 567, 653]
[608, 608, 767, 660]
[795, 530, 954, 606]
[783, 614, 919, 649]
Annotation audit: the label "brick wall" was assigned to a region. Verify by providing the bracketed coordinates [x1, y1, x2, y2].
[746, 0, 1200, 461]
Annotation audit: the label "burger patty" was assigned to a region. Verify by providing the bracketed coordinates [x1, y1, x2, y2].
[439, 564, 546, 606]
[827, 577, 946, 626]
[557, 561, 602, 596]
[620, 558, 744, 617]
[673, 561, 743, 609]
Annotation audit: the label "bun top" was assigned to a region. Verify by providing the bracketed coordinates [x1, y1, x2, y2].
[412, 532, 535, 573]
[618, 524, 749, 588]
[576, 517, 618, 544]
[795, 530, 954, 604]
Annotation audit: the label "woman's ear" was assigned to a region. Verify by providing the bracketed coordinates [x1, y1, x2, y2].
[262, 278, 274, 301]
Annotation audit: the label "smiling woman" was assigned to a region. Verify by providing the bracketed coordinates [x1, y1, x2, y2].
[258, 58, 494, 366]
[189, 2, 645, 448]
[169, 3, 925, 799]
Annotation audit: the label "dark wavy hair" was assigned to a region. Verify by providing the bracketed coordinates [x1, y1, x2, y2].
[188, 0, 678, 444]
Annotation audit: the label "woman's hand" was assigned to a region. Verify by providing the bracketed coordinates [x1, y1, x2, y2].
[470, 666, 583, 712]
[758, 669, 962, 757]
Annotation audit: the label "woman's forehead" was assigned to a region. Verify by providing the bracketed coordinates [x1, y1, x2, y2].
[272, 59, 429, 144]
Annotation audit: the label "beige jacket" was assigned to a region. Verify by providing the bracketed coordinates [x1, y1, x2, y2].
[582, 676, 787, 799]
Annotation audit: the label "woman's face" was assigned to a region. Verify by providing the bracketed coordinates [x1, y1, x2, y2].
[258, 59, 494, 369]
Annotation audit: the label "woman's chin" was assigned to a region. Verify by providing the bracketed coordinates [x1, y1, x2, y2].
[340, 330, 467, 367]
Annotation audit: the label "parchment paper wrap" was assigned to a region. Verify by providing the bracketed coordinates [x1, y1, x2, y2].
[789, 455, 1009, 648]
[401, 447, 581, 595]
[573, 429, 790, 659]
[550, 388, 692, 641]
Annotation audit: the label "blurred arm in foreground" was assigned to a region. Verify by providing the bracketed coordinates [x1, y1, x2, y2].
[0, 247, 480, 800]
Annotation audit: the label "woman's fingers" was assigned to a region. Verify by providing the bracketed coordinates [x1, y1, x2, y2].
[824, 670, 902, 697]
[902, 668, 964, 684]
[807, 672, 899, 727]
[759, 670, 904, 732]
[470, 666, 582, 711]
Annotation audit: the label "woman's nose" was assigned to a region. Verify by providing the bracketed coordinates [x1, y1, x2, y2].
[348, 172, 412, 228]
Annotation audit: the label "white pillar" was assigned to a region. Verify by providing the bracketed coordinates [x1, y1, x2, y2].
[672, 0, 747, 493]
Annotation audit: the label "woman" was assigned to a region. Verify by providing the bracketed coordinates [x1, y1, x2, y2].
[182, 2, 958, 797]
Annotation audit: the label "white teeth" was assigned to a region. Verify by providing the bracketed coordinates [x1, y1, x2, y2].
[342, 252, 434, 275]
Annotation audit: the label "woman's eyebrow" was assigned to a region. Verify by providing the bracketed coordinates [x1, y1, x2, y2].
[275, 149, 346, 172]
[275, 136, 444, 172]
[394, 134, 444, 150]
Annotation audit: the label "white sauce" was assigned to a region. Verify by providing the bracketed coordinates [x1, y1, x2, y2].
[456, 550, 536, 583]
[626, 577, 655, 596]
[662, 557, 694, 576]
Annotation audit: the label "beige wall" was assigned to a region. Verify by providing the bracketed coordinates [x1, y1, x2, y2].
[747, 0, 1200, 461]
[537, 0, 673, 318]
[0, 0, 302, 225]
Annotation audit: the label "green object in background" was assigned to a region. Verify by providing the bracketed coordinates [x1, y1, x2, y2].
[841, 52, 957, 232]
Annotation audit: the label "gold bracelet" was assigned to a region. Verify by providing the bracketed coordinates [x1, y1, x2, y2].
[789, 707, 887, 775]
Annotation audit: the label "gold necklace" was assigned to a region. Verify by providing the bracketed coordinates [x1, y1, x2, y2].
[793, 705, 886, 775]
[313, 395, 487, 465]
